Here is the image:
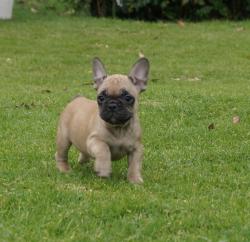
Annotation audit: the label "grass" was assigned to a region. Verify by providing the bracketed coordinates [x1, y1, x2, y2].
[0, 4, 250, 242]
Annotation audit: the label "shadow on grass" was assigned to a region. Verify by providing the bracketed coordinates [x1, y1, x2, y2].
[60, 159, 129, 186]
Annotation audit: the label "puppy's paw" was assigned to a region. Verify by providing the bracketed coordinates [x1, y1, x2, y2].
[95, 168, 111, 178]
[57, 161, 71, 173]
[128, 175, 144, 184]
[94, 162, 111, 178]
[95, 169, 111, 178]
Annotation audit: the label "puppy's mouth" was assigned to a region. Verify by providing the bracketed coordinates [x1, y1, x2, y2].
[100, 111, 133, 125]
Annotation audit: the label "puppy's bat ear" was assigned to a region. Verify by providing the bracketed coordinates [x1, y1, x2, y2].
[129, 57, 150, 92]
[92, 57, 107, 90]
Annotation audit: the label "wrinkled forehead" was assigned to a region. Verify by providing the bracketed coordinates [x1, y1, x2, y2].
[98, 74, 137, 96]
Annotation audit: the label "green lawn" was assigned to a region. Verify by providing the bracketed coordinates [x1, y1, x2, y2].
[0, 5, 250, 242]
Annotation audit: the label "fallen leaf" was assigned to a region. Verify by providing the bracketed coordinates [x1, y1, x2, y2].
[208, 123, 215, 130]
[64, 9, 75, 15]
[41, 89, 51, 93]
[30, 7, 38, 13]
[24, 104, 30, 109]
[177, 20, 185, 27]
[16, 103, 29, 109]
[139, 51, 144, 58]
[18, 102, 25, 108]
[236, 27, 244, 32]
[232, 116, 240, 124]
[15, 102, 36, 109]
[187, 77, 200, 82]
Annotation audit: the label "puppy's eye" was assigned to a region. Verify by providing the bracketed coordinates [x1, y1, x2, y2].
[97, 95, 105, 103]
[125, 95, 132, 102]
[121, 90, 129, 96]
[121, 90, 134, 104]
[125, 95, 134, 103]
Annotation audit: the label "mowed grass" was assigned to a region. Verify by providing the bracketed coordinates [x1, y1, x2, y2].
[0, 5, 250, 242]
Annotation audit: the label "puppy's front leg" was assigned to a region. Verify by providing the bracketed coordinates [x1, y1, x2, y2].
[127, 143, 143, 184]
[87, 137, 112, 178]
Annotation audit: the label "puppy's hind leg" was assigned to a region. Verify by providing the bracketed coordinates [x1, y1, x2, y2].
[55, 127, 72, 173]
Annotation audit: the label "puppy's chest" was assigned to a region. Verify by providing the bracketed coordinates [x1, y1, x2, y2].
[108, 134, 135, 160]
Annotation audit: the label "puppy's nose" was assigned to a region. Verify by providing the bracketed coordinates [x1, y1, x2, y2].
[108, 101, 118, 111]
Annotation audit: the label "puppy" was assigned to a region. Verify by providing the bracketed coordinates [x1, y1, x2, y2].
[55, 57, 150, 184]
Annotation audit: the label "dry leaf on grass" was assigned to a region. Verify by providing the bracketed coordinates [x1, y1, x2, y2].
[177, 20, 185, 27]
[232, 116, 240, 124]
[138, 51, 144, 58]
[30, 8, 38, 13]
[15, 102, 35, 109]
[187, 77, 200, 82]
[208, 123, 215, 130]
[236, 27, 244, 32]
[151, 78, 159, 83]
[41, 89, 51, 93]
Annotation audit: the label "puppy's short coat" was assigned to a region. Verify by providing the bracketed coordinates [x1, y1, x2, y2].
[55, 58, 149, 183]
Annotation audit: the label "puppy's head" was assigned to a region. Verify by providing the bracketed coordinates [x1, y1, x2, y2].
[92, 57, 150, 125]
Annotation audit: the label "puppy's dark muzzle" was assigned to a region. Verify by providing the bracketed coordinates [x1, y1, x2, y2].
[107, 101, 118, 112]
[97, 92, 135, 125]
[100, 102, 133, 125]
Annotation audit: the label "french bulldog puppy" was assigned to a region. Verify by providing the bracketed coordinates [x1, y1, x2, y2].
[55, 57, 150, 184]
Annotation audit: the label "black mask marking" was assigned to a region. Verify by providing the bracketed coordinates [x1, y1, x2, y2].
[97, 89, 135, 125]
